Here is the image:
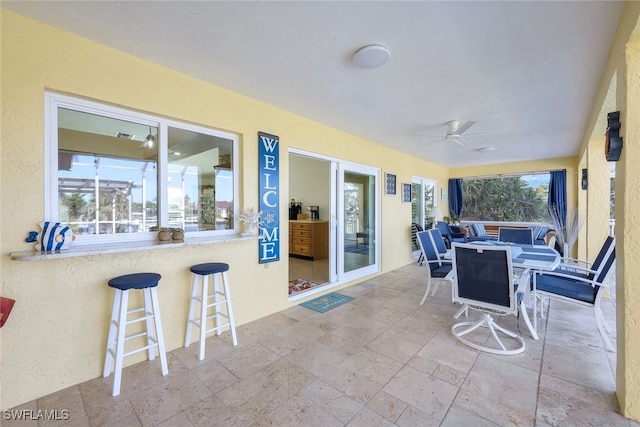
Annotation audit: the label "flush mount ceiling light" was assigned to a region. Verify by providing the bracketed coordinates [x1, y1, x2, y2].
[352, 44, 390, 69]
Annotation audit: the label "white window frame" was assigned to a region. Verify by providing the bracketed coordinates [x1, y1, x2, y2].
[45, 92, 239, 245]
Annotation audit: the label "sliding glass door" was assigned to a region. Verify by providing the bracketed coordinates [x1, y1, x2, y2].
[338, 162, 380, 281]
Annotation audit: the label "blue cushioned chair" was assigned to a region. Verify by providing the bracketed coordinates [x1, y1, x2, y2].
[532, 236, 616, 352]
[468, 223, 498, 242]
[416, 230, 453, 305]
[531, 226, 549, 245]
[436, 221, 467, 248]
[498, 227, 534, 245]
[428, 228, 449, 257]
[450, 243, 526, 355]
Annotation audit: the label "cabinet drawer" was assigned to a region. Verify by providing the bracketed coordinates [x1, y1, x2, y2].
[293, 230, 311, 238]
[291, 223, 311, 231]
[293, 237, 311, 245]
[293, 244, 311, 255]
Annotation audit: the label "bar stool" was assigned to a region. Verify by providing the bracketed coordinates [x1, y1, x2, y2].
[103, 273, 168, 396]
[185, 263, 238, 360]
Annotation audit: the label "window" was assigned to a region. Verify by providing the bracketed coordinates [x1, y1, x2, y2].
[46, 93, 238, 244]
[411, 177, 437, 253]
[460, 174, 550, 222]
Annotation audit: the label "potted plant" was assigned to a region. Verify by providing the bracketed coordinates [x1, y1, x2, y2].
[157, 227, 172, 241]
[238, 207, 262, 236]
[550, 206, 584, 258]
[171, 228, 184, 241]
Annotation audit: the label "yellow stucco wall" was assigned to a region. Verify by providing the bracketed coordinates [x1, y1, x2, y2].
[0, 10, 450, 409]
[618, 36, 640, 420]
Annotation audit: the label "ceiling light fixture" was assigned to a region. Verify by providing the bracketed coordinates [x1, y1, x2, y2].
[476, 147, 496, 153]
[141, 127, 155, 149]
[352, 44, 390, 69]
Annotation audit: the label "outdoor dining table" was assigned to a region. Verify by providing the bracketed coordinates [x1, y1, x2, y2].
[445, 241, 561, 340]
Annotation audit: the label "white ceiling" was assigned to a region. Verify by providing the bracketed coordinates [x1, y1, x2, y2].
[3, 1, 624, 168]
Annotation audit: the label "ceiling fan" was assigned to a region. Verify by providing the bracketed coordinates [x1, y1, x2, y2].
[414, 120, 508, 147]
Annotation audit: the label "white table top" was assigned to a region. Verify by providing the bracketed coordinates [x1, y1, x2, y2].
[447, 241, 561, 271]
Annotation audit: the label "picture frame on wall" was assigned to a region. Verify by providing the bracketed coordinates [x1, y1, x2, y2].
[441, 187, 447, 203]
[385, 173, 397, 195]
[402, 183, 412, 203]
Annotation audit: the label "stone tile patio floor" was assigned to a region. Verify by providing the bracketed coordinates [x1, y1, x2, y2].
[6, 262, 637, 426]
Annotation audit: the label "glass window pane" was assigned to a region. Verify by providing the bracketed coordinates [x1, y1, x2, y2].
[167, 126, 234, 232]
[58, 108, 158, 235]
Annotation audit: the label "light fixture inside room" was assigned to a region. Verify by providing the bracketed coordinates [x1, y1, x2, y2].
[352, 44, 390, 69]
[428, 206, 443, 228]
[141, 127, 155, 149]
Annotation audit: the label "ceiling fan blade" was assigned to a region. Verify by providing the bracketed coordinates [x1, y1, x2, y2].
[418, 137, 446, 147]
[454, 121, 476, 135]
[455, 136, 472, 146]
[464, 128, 510, 137]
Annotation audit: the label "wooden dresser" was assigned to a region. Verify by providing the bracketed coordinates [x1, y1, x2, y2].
[289, 220, 329, 260]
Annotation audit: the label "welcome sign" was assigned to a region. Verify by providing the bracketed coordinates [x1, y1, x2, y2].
[258, 132, 280, 263]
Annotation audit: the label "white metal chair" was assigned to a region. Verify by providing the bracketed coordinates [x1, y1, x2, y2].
[416, 230, 453, 305]
[532, 236, 616, 352]
[451, 243, 526, 355]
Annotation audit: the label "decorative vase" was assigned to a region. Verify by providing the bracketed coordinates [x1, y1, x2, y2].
[158, 230, 171, 241]
[172, 229, 184, 241]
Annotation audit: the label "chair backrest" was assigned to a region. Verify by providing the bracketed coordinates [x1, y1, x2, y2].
[411, 222, 423, 251]
[416, 230, 442, 268]
[592, 236, 616, 283]
[436, 221, 452, 238]
[498, 227, 534, 245]
[452, 243, 517, 315]
[470, 223, 487, 237]
[428, 228, 448, 255]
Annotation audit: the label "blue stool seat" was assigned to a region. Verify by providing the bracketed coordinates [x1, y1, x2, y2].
[190, 263, 229, 276]
[185, 262, 237, 360]
[108, 273, 161, 290]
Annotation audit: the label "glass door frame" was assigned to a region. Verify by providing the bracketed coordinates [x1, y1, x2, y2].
[411, 176, 438, 258]
[287, 148, 380, 301]
[337, 161, 381, 283]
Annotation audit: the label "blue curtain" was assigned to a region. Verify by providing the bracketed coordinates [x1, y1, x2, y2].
[547, 170, 567, 227]
[448, 178, 464, 219]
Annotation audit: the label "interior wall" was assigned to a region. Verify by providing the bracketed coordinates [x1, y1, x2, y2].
[0, 9, 450, 409]
[288, 154, 330, 220]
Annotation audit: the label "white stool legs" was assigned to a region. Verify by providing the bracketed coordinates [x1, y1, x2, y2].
[103, 286, 168, 396]
[185, 267, 238, 360]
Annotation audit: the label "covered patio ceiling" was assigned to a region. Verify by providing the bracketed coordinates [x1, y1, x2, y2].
[2, 1, 624, 167]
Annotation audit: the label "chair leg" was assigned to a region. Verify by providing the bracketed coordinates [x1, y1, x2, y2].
[595, 306, 615, 352]
[103, 289, 121, 378]
[184, 273, 199, 348]
[198, 274, 209, 361]
[149, 287, 168, 376]
[420, 276, 432, 305]
[520, 300, 539, 340]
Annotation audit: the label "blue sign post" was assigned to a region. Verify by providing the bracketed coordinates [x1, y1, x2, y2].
[258, 132, 280, 263]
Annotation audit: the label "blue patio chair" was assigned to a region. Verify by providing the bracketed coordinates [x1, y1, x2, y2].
[498, 227, 534, 245]
[531, 226, 549, 245]
[468, 223, 498, 242]
[416, 230, 453, 305]
[450, 243, 525, 355]
[532, 236, 616, 352]
[436, 221, 467, 248]
[428, 228, 449, 257]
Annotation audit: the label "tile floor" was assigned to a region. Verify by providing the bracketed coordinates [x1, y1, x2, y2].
[6, 262, 638, 426]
